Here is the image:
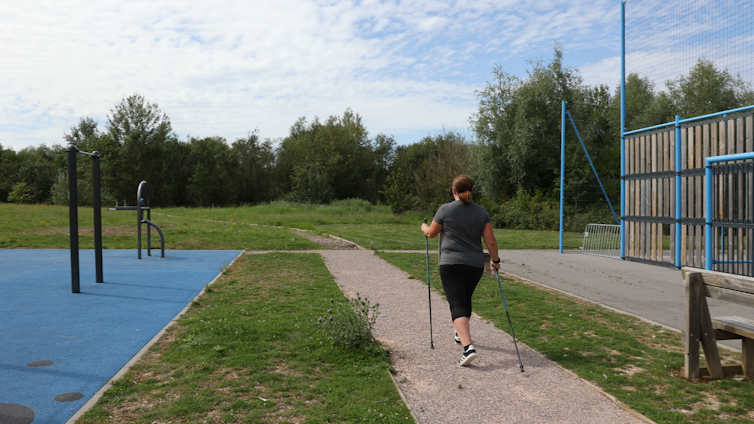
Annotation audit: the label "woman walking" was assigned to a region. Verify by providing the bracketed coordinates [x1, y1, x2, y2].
[420, 174, 500, 366]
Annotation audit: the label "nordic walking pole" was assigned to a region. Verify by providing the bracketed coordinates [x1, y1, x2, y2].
[494, 268, 524, 372]
[424, 218, 434, 349]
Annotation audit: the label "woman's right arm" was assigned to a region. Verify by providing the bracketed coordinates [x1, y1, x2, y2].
[482, 222, 500, 270]
[421, 220, 443, 238]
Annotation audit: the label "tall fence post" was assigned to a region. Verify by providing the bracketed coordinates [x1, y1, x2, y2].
[675, 115, 682, 269]
[67, 146, 80, 293]
[560, 100, 566, 253]
[620, 0, 626, 260]
[705, 158, 713, 270]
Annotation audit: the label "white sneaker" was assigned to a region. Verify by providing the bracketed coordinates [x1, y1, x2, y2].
[458, 344, 477, 366]
[454, 331, 461, 344]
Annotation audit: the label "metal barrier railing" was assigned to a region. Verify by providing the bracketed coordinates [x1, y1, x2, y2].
[582, 224, 621, 259]
[706, 154, 754, 276]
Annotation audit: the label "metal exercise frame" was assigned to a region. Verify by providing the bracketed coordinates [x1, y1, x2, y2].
[68, 146, 103, 293]
[110, 181, 165, 260]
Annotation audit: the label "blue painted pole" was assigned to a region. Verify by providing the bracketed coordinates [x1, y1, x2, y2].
[560, 101, 566, 253]
[705, 159, 713, 270]
[567, 111, 619, 224]
[620, 0, 626, 259]
[675, 115, 682, 268]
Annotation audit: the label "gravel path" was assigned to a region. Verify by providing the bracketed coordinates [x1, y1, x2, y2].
[318, 250, 652, 424]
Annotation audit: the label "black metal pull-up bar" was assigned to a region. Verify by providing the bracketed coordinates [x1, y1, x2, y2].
[68, 146, 103, 293]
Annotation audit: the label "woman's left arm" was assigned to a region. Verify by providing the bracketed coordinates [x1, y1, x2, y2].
[482, 222, 500, 270]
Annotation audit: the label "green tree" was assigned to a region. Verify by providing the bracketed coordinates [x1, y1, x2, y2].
[471, 45, 583, 200]
[379, 169, 413, 214]
[275, 108, 394, 204]
[105, 94, 177, 206]
[383, 130, 471, 214]
[0, 144, 19, 202]
[230, 131, 276, 204]
[668, 58, 754, 118]
[186, 136, 233, 207]
[15, 145, 64, 204]
[7, 181, 32, 203]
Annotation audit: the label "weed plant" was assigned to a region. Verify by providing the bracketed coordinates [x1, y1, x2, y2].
[380, 252, 754, 424]
[317, 293, 380, 350]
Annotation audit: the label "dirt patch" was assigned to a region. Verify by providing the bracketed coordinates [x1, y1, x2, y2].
[293, 231, 360, 250]
[619, 364, 646, 377]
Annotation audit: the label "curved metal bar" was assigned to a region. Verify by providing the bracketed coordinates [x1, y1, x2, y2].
[136, 181, 151, 259]
[143, 219, 166, 258]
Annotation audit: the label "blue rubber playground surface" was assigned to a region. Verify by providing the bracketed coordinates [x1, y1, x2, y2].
[0, 249, 242, 424]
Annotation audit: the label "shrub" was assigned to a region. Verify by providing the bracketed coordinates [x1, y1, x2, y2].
[7, 182, 32, 204]
[492, 190, 559, 230]
[317, 293, 379, 350]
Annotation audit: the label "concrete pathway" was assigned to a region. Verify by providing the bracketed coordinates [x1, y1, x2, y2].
[318, 250, 651, 424]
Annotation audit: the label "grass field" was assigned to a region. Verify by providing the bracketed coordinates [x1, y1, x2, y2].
[0, 201, 567, 250]
[77, 253, 412, 424]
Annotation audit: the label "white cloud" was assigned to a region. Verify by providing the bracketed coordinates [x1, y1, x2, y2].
[0, 0, 622, 150]
[580, 56, 621, 89]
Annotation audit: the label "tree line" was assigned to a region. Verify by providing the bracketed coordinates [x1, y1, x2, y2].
[2, 47, 752, 229]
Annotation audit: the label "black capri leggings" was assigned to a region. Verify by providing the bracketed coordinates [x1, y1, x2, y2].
[439, 264, 484, 321]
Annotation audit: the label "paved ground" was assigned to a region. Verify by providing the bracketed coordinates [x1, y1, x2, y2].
[0, 249, 241, 424]
[496, 250, 754, 350]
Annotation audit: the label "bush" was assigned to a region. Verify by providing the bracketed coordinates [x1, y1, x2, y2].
[7, 182, 32, 204]
[380, 170, 413, 215]
[316, 293, 379, 350]
[492, 190, 559, 230]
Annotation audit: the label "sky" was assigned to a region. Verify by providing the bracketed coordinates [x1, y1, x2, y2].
[1, 0, 628, 151]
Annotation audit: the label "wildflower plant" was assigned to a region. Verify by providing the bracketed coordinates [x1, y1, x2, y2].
[317, 293, 379, 350]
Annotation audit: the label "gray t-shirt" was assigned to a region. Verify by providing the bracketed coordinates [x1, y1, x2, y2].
[433, 200, 491, 268]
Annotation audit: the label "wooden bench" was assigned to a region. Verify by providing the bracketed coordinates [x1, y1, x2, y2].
[682, 267, 754, 380]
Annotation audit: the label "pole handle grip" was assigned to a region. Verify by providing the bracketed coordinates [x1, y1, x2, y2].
[424, 218, 427, 224]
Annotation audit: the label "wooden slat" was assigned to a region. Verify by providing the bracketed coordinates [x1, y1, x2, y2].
[705, 286, 754, 309]
[697, 126, 703, 267]
[640, 135, 646, 259]
[670, 131, 675, 261]
[698, 365, 744, 379]
[626, 139, 636, 258]
[743, 339, 754, 379]
[652, 133, 658, 261]
[681, 267, 754, 295]
[712, 316, 754, 340]
[685, 271, 703, 379]
[737, 118, 745, 275]
[714, 328, 742, 340]
[700, 293, 724, 379]
[728, 119, 735, 274]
